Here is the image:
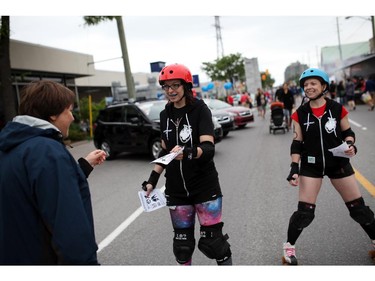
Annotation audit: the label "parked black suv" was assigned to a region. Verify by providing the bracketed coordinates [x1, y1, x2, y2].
[93, 100, 163, 160]
[93, 99, 222, 160]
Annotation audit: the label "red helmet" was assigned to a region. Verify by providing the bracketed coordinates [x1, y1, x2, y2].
[159, 63, 193, 87]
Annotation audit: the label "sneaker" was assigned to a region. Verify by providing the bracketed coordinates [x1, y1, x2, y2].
[369, 240, 375, 260]
[283, 242, 298, 265]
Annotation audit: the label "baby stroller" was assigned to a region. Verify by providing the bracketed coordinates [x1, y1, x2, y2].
[269, 101, 289, 134]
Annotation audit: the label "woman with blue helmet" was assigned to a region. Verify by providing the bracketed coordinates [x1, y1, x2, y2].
[282, 68, 375, 265]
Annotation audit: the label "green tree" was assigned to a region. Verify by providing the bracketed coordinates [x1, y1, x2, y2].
[83, 16, 136, 100]
[260, 69, 275, 89]
[79, 97, 106, 123]
[201, 53, 245, 85]
[0, 16, 17, 128]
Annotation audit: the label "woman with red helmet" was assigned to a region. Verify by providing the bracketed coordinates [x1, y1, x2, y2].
[282, 68, 375, 265]
[142, 63, 232, 265]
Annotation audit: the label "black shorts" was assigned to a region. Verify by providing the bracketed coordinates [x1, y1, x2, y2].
[300, 162, 354, 179]
[165, 187, 222, 206]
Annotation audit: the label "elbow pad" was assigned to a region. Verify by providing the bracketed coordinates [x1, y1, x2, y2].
[198, 141, 215, 161]
[290, 140, 302, 155]
[341, 128, 355, 142]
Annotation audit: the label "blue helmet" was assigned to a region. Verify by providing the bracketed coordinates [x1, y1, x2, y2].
[299, 68, 329, 88]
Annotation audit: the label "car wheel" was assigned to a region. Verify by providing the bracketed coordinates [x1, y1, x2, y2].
[150, 138, 162, 160]
[101, 140, 116, 160]
[223, 131, 229, 137]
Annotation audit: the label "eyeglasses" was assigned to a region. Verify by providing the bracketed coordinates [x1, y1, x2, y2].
[161, 83, 182, 91]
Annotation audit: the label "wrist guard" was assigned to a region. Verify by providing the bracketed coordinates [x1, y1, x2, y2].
[183, 146, 198, 160]
[286, 162, 299, 181]
[342, 128, 355, 143]
[142, 170, 160, 191]
[346, 140, 358, 155]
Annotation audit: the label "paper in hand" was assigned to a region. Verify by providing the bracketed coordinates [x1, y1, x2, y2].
[328, 142, 351, 158]
[138, 188, 166, 212]
[150, 147, 184, 165]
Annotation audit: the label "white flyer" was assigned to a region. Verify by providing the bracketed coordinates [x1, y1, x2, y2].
[138, 188, 166, 212]
[328, 142, 351, 158]
[150, 146, 184, 165]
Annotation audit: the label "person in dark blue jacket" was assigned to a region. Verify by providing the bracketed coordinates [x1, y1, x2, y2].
[283, 68, 375, 265]
[0, 80, 106, 265]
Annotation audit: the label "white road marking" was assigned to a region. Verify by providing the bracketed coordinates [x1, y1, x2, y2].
[97, 186, 166, 253]
[349, 118, 367, 130]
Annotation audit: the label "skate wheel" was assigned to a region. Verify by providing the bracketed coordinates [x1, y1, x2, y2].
[282, 256, 288, 265]
[369, 250, 375, 260]
[282, 256, 298, 265]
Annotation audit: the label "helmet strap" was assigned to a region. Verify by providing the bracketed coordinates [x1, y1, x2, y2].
[308, 92, 324, 101]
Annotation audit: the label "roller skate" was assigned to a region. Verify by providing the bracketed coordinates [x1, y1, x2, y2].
[282, 242, 298, 265]
[369, 240, 375, 263]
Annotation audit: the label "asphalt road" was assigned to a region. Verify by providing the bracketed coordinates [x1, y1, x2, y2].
[68, 103, 375, 268]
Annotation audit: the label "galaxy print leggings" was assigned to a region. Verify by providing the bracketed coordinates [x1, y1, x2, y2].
[169, 197, 223, 229]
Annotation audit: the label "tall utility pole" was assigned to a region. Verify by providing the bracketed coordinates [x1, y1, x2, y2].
[115, 16, 136, 100]
[214, 16, 224, 59]
[336, 17, 346, 79]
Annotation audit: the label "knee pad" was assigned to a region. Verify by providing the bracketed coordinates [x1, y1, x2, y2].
[346, 197, 375, 225]
[198, 222, 232, 263]
[289, 201, 316, 230]
[173, 227, 195, 264]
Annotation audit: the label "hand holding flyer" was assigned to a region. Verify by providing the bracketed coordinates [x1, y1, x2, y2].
[150, 146, 184, 165]
[138, 188, 166, 212]
[328, 142, 351, 158]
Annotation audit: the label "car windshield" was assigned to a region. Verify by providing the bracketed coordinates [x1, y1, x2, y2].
[137, 100, 167, 121]
[204, 99, 232, 110]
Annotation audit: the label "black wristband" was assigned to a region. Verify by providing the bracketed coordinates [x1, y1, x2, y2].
[142, 170, 160, 191]
[286, 162, 299, 181]
[183, 146, 198, 160]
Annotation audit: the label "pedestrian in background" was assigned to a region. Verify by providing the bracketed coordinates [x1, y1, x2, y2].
[142, 63, 232, 266]
[276, 82, 295, 129]
[0, 80, 106, 265]
[328, 80, 336, 100]
[283, 68, 375, 265]
[255, 88, 267, 118]
[336, 80, 346, 105]
[345, 77, 356, 111]
[364, 75, 375, 111]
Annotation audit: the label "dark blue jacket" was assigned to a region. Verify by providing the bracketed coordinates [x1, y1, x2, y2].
[0, 116, 98, 265]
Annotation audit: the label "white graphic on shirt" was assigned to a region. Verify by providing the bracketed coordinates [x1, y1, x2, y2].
[163, 128, 172, 139]
[179, 124, 192, 143]
[325, 117, 336, 134]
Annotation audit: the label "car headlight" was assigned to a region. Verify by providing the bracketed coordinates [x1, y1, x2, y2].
[211, 117, 221, 128]
[228, 112, 235, 121]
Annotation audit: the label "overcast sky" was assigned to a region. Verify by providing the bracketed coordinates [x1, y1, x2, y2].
[6, 1, 374, 86]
